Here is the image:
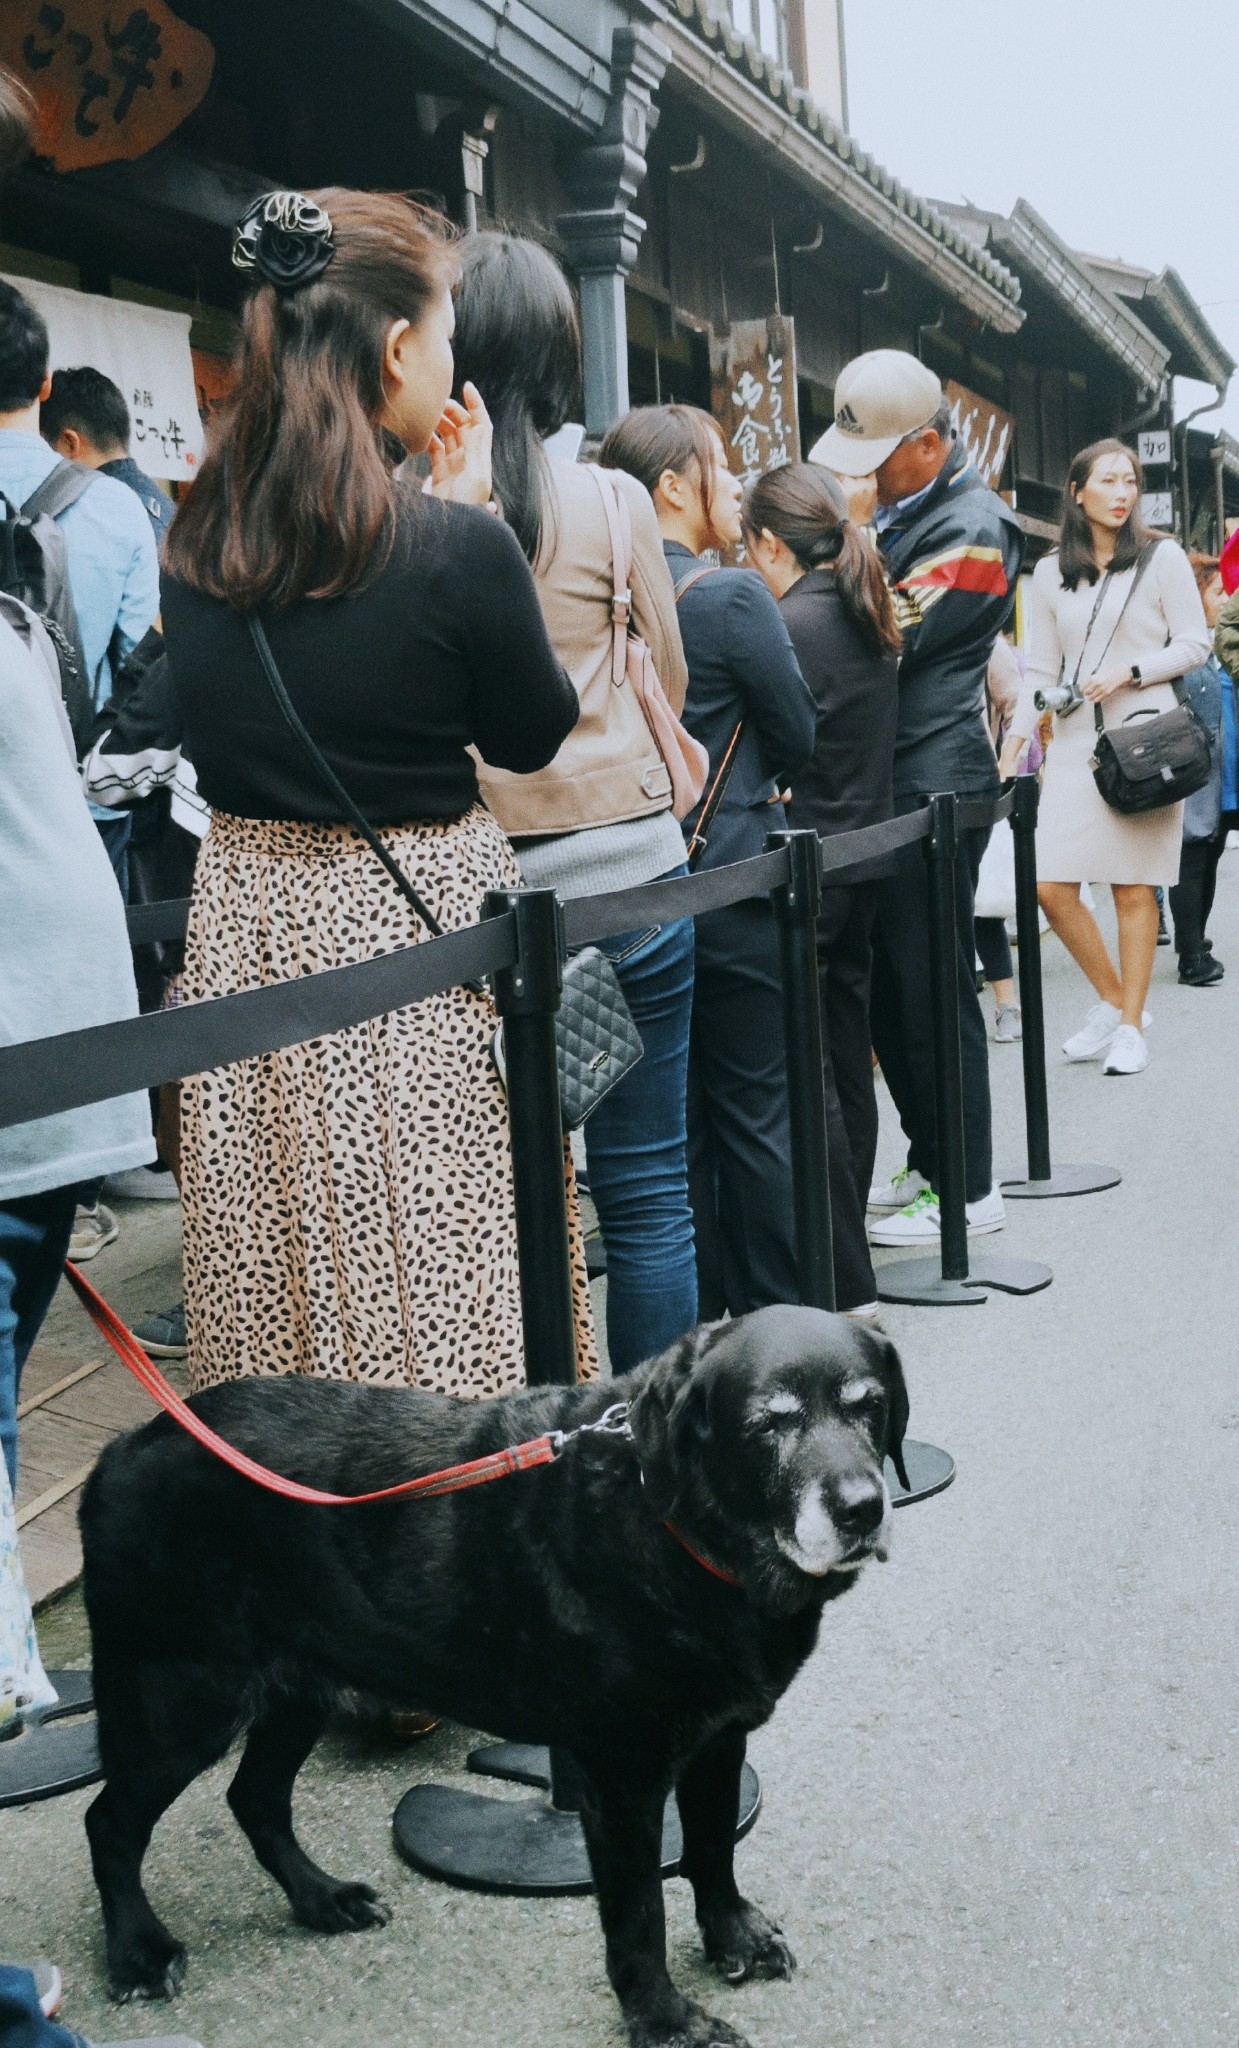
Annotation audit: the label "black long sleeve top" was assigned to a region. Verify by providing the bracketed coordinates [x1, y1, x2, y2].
[161, 492, 580, 825]
[780, 569, 898, 876]
[665, 541, 816, 871]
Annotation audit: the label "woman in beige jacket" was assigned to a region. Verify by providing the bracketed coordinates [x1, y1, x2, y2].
[455, 234, 697, 1370]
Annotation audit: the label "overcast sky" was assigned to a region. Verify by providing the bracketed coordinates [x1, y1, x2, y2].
[845, 0, 1239, 434]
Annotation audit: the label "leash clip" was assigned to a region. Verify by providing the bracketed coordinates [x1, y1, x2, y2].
[549, 1400, 633, 1458]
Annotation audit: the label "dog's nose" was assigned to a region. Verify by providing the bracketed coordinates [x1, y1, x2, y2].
[834, 1476, 885, 1537]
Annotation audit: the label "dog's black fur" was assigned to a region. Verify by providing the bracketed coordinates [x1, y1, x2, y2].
[79, 1304, 908, 2048]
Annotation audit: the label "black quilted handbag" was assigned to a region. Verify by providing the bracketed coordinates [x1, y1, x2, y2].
[247, 616, 643, 1130]
[492, 946, 644, 1131]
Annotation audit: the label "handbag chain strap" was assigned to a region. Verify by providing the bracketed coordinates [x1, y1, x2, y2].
[246, 613, 448, 943]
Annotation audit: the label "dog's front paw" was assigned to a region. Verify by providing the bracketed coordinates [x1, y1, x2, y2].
[292, 1877, 393, 1935]
[628, 1998, 753, 2048]
[107, 1929, 187, 2003]
[701, 1899, 796, 1985]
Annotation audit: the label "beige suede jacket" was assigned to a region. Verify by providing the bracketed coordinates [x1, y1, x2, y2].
[475, 456, 689, 838]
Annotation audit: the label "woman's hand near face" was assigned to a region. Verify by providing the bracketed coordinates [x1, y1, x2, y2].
[835, 471, 878, 526]
[1081, 667, 1132, 702]
[425, 381, 494, 506]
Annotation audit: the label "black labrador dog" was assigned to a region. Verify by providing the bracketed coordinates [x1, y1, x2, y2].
[80, 1304, 909, 2048]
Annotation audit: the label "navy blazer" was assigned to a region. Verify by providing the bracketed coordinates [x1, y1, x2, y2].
[665, 541, 816, 872]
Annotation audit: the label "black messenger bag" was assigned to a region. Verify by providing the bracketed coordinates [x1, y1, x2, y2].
[1083, 541, 1212, 816]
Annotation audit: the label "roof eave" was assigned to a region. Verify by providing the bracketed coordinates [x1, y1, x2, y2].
[660, 18, 1024, 333]
[1142, 269, 1234, 391]
[994, 201, 1167, 396]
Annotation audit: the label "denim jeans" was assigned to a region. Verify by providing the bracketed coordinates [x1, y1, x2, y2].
[0, 1967, 86, 2048]
[582, 888, 697, 1375]
[0, 1185, 80, 1494]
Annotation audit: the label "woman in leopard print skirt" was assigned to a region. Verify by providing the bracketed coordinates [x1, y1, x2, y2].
[160, 186, 594, 1396]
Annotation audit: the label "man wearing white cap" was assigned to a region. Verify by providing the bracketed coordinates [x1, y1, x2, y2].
[810, 349, 1024, 1246]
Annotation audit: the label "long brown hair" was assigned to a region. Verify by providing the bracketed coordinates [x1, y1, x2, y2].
[597, 404, 723, 525]
[164, 188, 457, 610]
[743, 464, 901, 656]
[1057, 438, 1150, 590]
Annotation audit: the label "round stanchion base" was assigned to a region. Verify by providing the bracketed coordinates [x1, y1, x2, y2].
[393, 1761, 761, 1897]
[877, 1252, 1052, 1306]
[887, 1439, 955, 1505]
[0, 1709, 101, 1808]
[998, 1163, 1122, 1199]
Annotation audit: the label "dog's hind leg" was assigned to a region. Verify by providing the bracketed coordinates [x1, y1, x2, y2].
[226, 1692, 392, 1935]
[576, 1761, 750, 2048]
[676, 1727, 795, 1989]
[86, 1654, 244, 2003]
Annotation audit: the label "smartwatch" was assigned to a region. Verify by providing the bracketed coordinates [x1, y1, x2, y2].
[1130, 664, 1143, 687]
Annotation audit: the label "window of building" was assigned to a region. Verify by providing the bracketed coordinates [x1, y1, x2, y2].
[729, 0, 788, 67]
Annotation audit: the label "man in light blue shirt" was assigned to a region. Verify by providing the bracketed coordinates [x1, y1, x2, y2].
[0, 281, 159, 721]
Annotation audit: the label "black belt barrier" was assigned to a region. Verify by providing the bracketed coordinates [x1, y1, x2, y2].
[7, 793, 1048, 1858]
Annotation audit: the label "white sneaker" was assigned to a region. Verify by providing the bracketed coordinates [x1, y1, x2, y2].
[868, 1184, 1006, 1245]
[1102, 1025, 1148, 1075]
[867, 1165, 928, 1214]
[1062, 1001, 1152, 1061]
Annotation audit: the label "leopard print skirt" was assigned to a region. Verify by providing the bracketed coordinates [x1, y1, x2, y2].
[180, 806, 596, 1398]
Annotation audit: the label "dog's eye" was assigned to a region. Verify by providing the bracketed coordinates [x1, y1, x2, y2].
[749, 1409, 798, 1435]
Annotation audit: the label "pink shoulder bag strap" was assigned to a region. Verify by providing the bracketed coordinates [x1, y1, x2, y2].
[587, 466, 708, 820]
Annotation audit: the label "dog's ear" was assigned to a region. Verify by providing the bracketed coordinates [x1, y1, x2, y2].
[868, 1332, 910, 1491]
[628, 1322, 719, 1516]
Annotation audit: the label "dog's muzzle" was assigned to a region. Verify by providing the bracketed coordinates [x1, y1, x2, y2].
[774, 1471, 893, 1576]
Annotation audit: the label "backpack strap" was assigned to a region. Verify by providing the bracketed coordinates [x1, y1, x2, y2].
[21, 459, 97, 522]
[585, 466, 636, 688]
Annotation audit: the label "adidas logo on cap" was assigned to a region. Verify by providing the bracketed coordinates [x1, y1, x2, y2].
[835, 402, 863, 435]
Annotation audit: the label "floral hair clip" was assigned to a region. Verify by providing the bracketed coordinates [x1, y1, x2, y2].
[232, 191, 335, 293]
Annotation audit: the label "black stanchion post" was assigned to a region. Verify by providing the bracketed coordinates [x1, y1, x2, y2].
[393, 887, 609, 1890]
[999, 777, 1121, 1199]
[768, 829, 835, 1313]
[484, 888, 577, 1386]
[878, 793, 1052, 1306]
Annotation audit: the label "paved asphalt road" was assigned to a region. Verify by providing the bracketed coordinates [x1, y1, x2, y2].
[5, 868, 1239, 2048]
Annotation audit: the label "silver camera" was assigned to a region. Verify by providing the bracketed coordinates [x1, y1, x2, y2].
[1033, 680, 1084, 717]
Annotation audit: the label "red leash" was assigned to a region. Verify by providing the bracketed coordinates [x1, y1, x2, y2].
[63, 1263, 603, 1507]
[63, 1267, 744, 1583]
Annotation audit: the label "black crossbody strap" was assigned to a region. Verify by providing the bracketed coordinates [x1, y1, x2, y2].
[1085, 541, 1162, 735]
[246, 613, 447, 941]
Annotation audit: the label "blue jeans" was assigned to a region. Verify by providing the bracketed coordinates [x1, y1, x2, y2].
[0, 1186, 80, 1495]
[582, 893, 697, 1374]
[0, 1968, 86, 2048]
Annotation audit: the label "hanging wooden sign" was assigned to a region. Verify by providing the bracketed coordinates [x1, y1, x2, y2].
[945, 380, 1015, 492]
[710, 315, 800, 492]
[2, 1, 214, 173]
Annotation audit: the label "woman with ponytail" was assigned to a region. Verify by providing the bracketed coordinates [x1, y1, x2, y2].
[744, 463, 900, 1317]
[161, 188, 592, 1399]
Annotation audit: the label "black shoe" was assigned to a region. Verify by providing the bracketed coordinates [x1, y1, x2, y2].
[1178, 950, 1225, 986]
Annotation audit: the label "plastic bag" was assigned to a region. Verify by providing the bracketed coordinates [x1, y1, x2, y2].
[0, 1454, 58, 1729]
[974, 822, 1016, 921]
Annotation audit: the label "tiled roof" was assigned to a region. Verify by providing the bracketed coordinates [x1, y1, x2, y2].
[668, 0, 1021, 310]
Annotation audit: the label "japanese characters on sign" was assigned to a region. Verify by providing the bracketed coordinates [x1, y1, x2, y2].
[3, 273, 204, 481]
[945, 380, 1015, 492]
[711, 316, 801, 493]
[1, 1, 214, 173]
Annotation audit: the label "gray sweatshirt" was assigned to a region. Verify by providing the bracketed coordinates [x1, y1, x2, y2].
[0, 609, 153, 1200]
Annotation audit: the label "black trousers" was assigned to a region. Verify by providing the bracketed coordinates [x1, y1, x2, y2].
[1169, 812, 1237, 955]
[974, 914, 1013, 985]
[816, 884, 880, 1310]
[688, 901, 799, 1319]
[870, 823, 994, 1205]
